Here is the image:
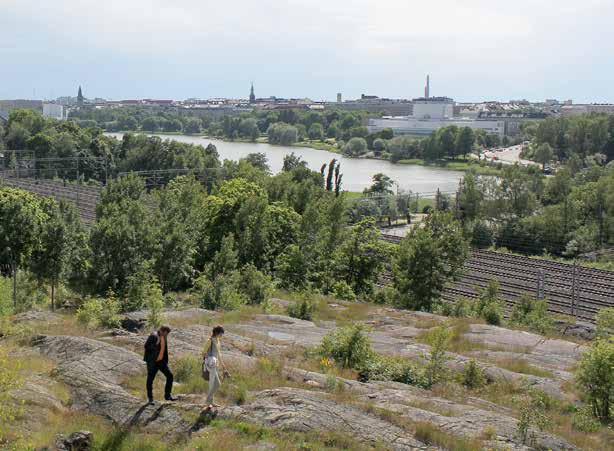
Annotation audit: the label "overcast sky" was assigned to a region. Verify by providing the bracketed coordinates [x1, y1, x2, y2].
[2, 0, 614, 102]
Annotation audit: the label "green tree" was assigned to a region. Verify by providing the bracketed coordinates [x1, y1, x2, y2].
[393, 212, 469, 311]
[308, 123, 324, 141]
[0, 188, 47, 309]
[239, 118, 260, 141]
[334, 218, 389, 295]
[343, 137, 367, 156]
[30, 200, 85, 310]
[534, 143, 554, 171]
[576, 339, 614, 422]
[365, 173, 394, 195]
[141, 117, 160, 132]
[455, 127, 475, 159]
[184, 117, 202, 134]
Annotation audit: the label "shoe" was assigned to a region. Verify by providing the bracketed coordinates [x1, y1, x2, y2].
[165, 396, 178, 402]
[147, 399, 155, 405]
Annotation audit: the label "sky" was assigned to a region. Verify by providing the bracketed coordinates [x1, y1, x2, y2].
[2, 0, 614, 103]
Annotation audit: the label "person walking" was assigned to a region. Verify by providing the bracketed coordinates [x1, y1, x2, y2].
[144, 325, 177, 404]
[203, 325, 229, 408]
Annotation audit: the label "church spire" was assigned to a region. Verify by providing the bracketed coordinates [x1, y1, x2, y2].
[249, 82, 255, 104]
[77, 85, 84, 106]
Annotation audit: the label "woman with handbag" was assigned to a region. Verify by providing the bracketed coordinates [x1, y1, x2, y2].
[203, 325, 229, 408]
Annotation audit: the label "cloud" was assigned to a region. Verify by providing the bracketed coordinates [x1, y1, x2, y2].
[1, 0, 613, 101]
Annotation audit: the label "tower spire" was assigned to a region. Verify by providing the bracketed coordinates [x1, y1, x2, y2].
[249, 82, 255, 104]
[424, 75, 430, 99]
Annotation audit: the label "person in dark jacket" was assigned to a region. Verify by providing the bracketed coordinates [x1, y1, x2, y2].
[144, 325, 176, 404]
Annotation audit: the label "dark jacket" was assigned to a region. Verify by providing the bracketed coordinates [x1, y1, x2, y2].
[144, 331, 168, 366]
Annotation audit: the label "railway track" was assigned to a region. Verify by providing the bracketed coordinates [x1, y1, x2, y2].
[0, 175, 100, 225]
[4, 180, 612, 322]
[381, 233, 614, 323]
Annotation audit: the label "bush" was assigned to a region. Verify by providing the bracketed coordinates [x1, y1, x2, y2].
[235, 264, 272, 305]
[475, 280, 504, 325]
[423, 325, 452, 387]
[481, 301, 503, 326]
[320, 323, 373, 369]
[145, 278, 164, 329]
[0, 276, 12, 316]
[576, 339, 614, 422]
[596, 307, 614, 339]
[175, 355, 201, 383]
[461, 359, 486, 389]
[358, 355, 427, 388]
[372, 287, 396, 305]
[76, 295, 121, 329]
[331, 281, 356, 301]
[510, 294, 554, 334]
[287, 298, 315, 321]
[192, 272, 247, 311]
[572, 406, 601, 433]
[515, 390, 552, 444]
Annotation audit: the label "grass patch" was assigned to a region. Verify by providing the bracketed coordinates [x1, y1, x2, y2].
[413, 422, 484, 451]
[492, 358, 555, 379]
[190, 419, 384, 451]
[417, 318, 488, 354]
[396, 158, 502, 175]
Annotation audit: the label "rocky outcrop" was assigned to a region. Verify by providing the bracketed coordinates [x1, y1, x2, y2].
[32, 335, 202, 434]
[217, 387, 430, 450]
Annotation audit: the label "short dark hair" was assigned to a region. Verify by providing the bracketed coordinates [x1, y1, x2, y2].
[212, 325, 225, 336]
[159, 325, 171, 334]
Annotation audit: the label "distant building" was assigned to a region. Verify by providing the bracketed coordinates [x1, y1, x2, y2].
[368, 87, 504, 138]
[560, 104, 614, 117]
[336, 93, 342, 103]
[249, 83, 256, 104]
[43, 103, 65, 120]
[0, 110, 8, 125]
[412, 97, 454, 119]
[368, 116, 504, 138]
[77, 86, 84, 106]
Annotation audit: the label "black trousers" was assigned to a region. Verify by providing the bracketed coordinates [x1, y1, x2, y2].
[146, 362, 173, 401]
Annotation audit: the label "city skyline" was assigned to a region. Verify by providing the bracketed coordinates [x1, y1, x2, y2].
[2, 0, 614, 103]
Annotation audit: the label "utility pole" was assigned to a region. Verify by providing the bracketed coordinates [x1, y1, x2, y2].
[571, 260, 577, 317]
[536, 270, 545, 300]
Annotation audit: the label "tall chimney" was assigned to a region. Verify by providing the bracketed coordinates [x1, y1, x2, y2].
[425, 75, 430, 99]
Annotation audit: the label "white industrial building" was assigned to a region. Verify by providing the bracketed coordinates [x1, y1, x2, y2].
[368, 96, 504, 138]
[42, 103, 65, 120]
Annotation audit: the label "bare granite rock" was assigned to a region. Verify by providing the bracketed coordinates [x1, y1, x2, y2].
[217, 387, 431, 451]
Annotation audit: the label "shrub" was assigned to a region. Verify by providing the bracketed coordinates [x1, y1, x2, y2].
[510, 294, 554, 334]
[475, 280, 504, 325]
[481, 301, 503, 326]
[371, 287, 396, 305]
[235, 264, 272, 305]
[462, 359, 486, 389]
[76, 295, 121, 329]
[331, 281, 356, 301]
[515, 390, 552, 444]
[287, 298, 315, 321]
[576, 339, 614, 422]
[320, 323, 373, 369]
[358, 355, 426, 388]
[595, 307, 614, 339]
[192, 272, 247, 311]
[145, 278, 164, 329]
[123, 264, 155, 312]
[572, 406, 601, 433]
[423, 325, 452, 387]
[175, 355, 201, 383]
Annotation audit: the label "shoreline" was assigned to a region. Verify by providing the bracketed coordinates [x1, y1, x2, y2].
[106, 130, 500, 174]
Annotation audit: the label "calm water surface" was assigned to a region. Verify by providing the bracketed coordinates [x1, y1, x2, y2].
[107, 133, 463, 193]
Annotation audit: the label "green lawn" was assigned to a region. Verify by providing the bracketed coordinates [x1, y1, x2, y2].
[397, 158, 502, 176]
